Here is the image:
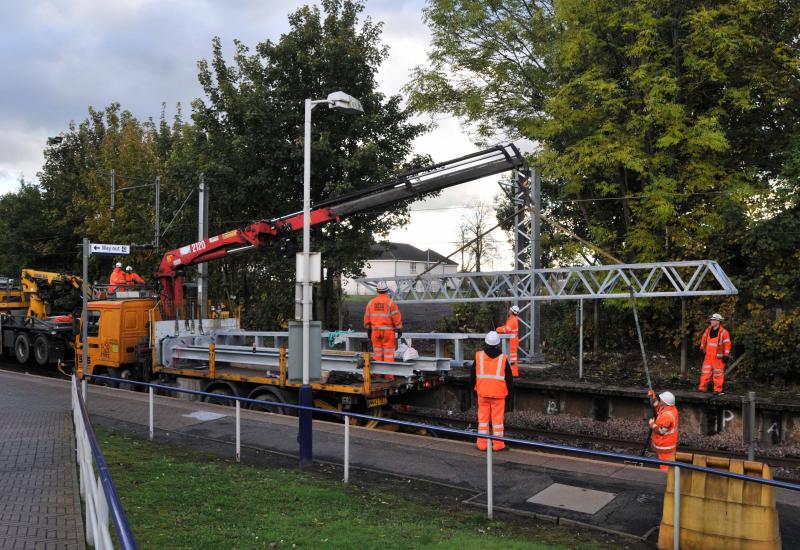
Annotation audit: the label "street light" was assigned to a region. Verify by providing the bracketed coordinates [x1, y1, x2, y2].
[299, 91, 363, 466]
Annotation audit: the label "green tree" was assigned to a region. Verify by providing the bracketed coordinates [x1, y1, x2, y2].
[191, 0, 426, 328]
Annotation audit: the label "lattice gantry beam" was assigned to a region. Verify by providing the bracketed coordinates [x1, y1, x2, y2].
[356, 260, 738, 303]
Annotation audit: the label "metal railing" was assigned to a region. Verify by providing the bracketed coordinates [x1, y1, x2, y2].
[72, 376, 137, 550]
[85, 374, 800, 550]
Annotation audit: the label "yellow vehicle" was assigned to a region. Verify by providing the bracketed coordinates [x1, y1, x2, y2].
[0, 269, 83, 365]
[75, 298, 157, 383]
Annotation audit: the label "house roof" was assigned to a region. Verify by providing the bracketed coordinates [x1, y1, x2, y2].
[370, 242, 457, 265]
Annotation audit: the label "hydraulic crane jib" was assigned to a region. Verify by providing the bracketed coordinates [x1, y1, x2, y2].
[156, 144, 527, 317]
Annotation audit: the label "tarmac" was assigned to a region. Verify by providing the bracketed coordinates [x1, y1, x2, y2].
[2, 369, 800, 547]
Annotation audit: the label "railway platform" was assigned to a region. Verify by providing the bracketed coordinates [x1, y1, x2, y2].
[0, 371, 85, 549]
[4, 370, 800, 545]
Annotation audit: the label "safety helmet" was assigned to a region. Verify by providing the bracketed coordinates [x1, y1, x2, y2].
[376, 281, 389, 293]
[659, 391, 676, 406]
[709, 313, 724, 322]
[115, 262, 123, 268]
[510, 305, 520, 315]
[484, 331, 501, 346]
[125, 266, 133, 272]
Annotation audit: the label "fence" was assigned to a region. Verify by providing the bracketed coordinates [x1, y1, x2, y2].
[85, 374, 800, 550]
[71, 376, 137, 550]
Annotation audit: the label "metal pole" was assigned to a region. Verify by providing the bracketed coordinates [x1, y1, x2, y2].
[299, 98, 314, 467]
[680, 298, 687, 376]
[148, 387, 154, 441]
[82, 238, 89, 382]
[344, 415, 350, 483]
[154, 175, 160, 251]
[110, 170, 116, 232]
[593, 300, 599, 358]
[531, 167, 542, 359]
[578, 299, 584, 379]
[748, 391, 756, 461]
[197, 175, 208, 319]
[235, 400, 241, 463]
[486, 443, 493, 519]
[674, 466, 681, 550]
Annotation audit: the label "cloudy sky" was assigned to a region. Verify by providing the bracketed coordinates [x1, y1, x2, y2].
[0, 0, 515, 268]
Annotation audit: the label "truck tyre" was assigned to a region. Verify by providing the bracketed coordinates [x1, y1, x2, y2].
[14, 333, 31, 364]
[33, 335, 50, 366]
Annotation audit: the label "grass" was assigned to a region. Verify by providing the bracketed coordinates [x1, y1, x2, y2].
[98, 427, 628, 549]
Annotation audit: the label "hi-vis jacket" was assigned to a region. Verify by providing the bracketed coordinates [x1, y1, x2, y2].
[473, 351, 512, 399]
[651, 403, 679, 453]
[363, 293, 403, 331]
[701, 326, 731, 363]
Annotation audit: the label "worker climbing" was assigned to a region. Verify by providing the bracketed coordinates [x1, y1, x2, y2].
[109, 262, 126, 292]
[647, 390, 679, 470]
[125, 265, 145, 286]
[471, 331, 514, 452]
[363, 281, 403, 362]
[496, 304, 520, 376]
[698, 312, 732, 395]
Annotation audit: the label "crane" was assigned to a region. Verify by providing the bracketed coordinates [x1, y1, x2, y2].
[155, 144, 527, 317]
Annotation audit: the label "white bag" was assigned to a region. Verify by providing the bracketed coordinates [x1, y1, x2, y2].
[402, 346, 419, 362]
[394, 340, 409, 360]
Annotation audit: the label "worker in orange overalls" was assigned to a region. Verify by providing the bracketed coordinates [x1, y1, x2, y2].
[648, 390, 679, 470]
[363, 281, 403, 362]
[698, 312, 732, 395]
[125, 265, 145, 286]
[109, 262, 126, 293]
[496, 304, 520, 376]
[471, 331, 514, 452]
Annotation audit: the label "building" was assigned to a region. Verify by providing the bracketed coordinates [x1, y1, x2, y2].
[343, 242, 459, 296]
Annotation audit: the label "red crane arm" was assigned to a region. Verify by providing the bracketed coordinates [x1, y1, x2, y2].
[156, 143, 525, 317]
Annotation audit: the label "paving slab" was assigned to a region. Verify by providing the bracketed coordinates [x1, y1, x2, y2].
[0, 371, 85, 550]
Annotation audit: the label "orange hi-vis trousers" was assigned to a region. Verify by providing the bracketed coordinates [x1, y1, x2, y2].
[370, 329, 397, 362]
[477, 396, 506, 451]
[656, 451, 675, 471]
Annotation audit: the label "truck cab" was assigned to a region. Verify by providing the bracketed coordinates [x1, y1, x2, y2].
[76, 298, 156, 380]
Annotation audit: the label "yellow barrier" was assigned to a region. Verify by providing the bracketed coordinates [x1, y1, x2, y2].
[659, 452, 781, 550]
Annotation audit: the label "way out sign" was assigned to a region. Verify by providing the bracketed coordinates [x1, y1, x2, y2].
[90, 243, 130, 256]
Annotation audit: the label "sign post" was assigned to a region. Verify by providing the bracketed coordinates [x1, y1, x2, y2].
[82, 241, 131, 381]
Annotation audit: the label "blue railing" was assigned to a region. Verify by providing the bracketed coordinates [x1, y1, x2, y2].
[73, 377, 137, 549]
[86, 374, 800, 493]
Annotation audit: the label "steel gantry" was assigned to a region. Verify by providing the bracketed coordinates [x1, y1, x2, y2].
[356, 260, 738, 366]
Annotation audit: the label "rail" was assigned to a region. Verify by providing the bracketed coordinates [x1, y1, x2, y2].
[84, 374, 800, 550]
[71, 376, 137, 550]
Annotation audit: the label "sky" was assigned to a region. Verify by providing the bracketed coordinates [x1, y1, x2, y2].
[0, 0, 516, 269]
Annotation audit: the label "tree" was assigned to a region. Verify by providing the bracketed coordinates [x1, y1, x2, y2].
[191, 0, 427, 328]
[455, 200, 500, 271]
[410, 0, 800, 370]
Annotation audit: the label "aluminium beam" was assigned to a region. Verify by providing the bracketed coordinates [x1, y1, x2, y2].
[356, 260, 738, 303]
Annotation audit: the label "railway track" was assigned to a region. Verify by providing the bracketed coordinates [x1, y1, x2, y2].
[392, 407, 800, 476]
[3, 360, 799, 476]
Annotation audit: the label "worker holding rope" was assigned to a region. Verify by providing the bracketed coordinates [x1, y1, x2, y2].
[647, 389, 680, 470]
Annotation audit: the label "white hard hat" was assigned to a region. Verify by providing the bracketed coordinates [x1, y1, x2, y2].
[125, 266, 133, 272]
[376, 281, 389, 293]
[485, 331, 501, 346]
[115, 262, 123, 268]
[709, 313, 724, 321]
[659, 391, 676, 406]
[510, 305, 520, 315]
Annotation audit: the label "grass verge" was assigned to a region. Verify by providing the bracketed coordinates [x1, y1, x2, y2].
[98, 427, 638, 549]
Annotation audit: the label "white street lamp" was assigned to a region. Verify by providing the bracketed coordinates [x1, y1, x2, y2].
[299, 91, 363, 466]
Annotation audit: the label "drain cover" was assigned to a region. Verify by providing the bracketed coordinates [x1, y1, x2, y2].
[526, 483, 617, 514]
[182, 411, 227, 422]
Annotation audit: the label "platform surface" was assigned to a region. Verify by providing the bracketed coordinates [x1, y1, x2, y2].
[3, 369, 800, 544]
[0, 371, 85, 549]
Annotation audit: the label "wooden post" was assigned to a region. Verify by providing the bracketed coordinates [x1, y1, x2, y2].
[593, 300, 600, 358]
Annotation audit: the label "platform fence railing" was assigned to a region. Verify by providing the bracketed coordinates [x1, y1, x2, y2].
[85, 374, 800, 550]
[71, 376, 137, 550]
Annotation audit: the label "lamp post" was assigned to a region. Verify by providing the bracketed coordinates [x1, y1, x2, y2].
[299, 91, 363, 466]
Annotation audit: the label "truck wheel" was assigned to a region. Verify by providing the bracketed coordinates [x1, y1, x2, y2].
[33, 335, 50, 366]
[14, 333, 31, 364]
[107, 367, 136, 391]
[247, 386, 296, 416]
